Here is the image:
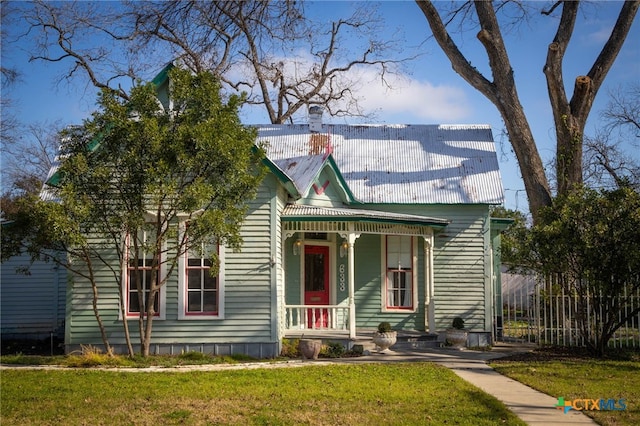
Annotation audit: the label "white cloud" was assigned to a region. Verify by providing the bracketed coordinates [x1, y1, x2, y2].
[355, 69, 471, 122]
[230, 51, 471, 124]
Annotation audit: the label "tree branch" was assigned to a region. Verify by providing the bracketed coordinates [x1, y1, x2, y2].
[415, 1, 495, 101]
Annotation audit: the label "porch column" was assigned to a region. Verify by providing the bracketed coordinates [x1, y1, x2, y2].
[423, 232, 435, 333]
[343, 228, 360, 339]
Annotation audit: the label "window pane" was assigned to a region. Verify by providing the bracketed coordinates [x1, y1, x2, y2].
[387, 235, 412, 269]
[187, 270, 201, 289]
[188, 292, 202, 312]
[129, 292, 140, 313]
[129, 270, 144, 291]
[188, 258, 201, 267]
[305, 253, 325, 292]
[203, 292, 217, 312]
[204, 274, 217, 289]
[304, 232, 327, 240]
[387, 270, 412, 308]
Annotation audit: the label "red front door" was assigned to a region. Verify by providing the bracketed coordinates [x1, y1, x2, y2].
[304, 245, 330, 328]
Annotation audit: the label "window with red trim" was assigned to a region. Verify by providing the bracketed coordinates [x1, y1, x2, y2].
[126, 230, 160, 317]
[185, 246, 218, 315]
[385, 235, 413, 309]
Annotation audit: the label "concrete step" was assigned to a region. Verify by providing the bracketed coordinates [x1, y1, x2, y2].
[351, 332, 440, 352]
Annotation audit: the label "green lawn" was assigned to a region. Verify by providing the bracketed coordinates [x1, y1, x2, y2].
[1, 363, 524, 426]
[491, 358, 640, 426]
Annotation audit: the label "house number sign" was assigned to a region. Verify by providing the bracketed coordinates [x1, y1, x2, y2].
[339, 263, 346, 292]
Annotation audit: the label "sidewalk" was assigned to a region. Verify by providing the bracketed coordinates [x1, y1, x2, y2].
[352, 343, 597, 425]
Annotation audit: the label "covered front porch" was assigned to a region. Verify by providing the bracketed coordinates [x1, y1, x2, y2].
[280, 205, 449, 340]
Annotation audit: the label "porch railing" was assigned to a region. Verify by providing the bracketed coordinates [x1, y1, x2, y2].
[284, 305, 349, 332]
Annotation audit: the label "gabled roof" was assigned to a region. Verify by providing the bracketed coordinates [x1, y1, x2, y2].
[264, 152, 358, 203]
[258, 124, 504, 205]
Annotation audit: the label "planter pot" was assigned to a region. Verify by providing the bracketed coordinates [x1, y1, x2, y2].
[298, 339, 322, 360]
[445, 329, 468, 350]
[372, 331, 397, 352]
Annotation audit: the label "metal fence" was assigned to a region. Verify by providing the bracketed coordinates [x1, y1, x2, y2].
[499, 272, 640, 349]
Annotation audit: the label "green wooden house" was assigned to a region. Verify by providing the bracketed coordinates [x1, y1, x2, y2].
[54, 69, 508, 357]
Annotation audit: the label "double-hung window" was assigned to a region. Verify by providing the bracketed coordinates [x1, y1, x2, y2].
[186, 247, 218, 315]
[179, 236, 224, 320]
[384, 235, 415, 311]
[124, 228, 166, 319]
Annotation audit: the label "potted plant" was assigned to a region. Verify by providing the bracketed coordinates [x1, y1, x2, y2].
[298, 338, 322, 360]
[445, 317, 468, 349]
[372, 321, 397, 352]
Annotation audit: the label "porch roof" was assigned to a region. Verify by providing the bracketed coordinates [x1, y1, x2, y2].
[281, 204, 449, 228]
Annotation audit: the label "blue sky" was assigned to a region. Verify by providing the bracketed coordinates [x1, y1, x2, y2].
[3, 1, 639, 215]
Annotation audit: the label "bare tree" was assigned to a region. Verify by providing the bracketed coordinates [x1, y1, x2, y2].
[584, 83, 640, 190]
[21, 1, 138, 101]
[1, 123, 60, 219]
[19, 0, 413, 123]
[415, 1, 639, 219]
[1, 1, 21, 149]
[603, 83, 640, 140]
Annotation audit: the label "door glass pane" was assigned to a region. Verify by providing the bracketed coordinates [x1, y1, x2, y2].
[305, 252, 325, 292]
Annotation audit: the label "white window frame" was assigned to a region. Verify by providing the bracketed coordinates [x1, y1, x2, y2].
[178, 227, 225, 320]
[381, 235, 417, 312]
[121, 229, 167, 320]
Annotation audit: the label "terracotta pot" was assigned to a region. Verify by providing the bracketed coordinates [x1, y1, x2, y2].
[372, 331, 397, 352]
[445, 329, 468, 349]
[298, 339, 322, 359]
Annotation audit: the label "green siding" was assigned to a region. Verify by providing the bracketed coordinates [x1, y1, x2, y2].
[347, 204, 491, 333]
[66, 177, 279, 352]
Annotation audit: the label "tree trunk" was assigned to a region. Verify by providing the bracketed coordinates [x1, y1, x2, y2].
[416, 0, 639, 218]
[545, 1, 639, 197]
[83, 250, 113, 355]
[118, 250, 135, 357]
[416, 1, 552, 219]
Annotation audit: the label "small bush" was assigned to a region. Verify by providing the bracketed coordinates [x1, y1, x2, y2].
[377, 322, 392, 333]
[280, 338, 300, 358]
[452, 317, 465, 330]
[320, 341, 345, 358]
[63, 345, 123, 367]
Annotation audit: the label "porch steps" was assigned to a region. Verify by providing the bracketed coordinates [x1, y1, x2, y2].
[355, 331, 441, 352]
[392, 333, 441, 350]
[320, 331, 440, 352]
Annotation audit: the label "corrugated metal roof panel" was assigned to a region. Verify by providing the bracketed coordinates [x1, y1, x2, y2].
[272, 154, 325, 196]
[258, 124, 504, 205]
[282, 204, 449, 227]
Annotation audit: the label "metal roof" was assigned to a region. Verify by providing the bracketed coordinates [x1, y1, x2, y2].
[258, 124, 504, 205]
[282, 204, 449, 228]
[272, 154, 327, 198]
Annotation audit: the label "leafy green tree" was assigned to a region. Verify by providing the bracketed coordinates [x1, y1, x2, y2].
[489, 206, 529, 270]
[4, 67, 265, 357]
[528, 186, 640, 356]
